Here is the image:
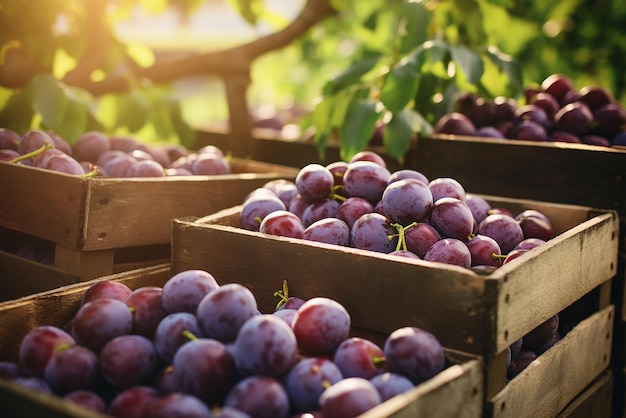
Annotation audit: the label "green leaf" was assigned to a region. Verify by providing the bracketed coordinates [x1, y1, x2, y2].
[380, 59, 419, 113]
[330, 88, 358, 128]
[167, 100, 195, 147]
[338, 98, 380, 161]
[126, 42, 155, 68]
[450, 45, 484, 85]
[114, 90, 151, 133]
[54, 97, 87, 144]
[150, 98, 175, 141]
[28, 74, 68, 130]
[227, 0, 260, 25]
[0, 90, 34, 134]
[323, 54, 382, 96]
[396, 1, 431, 54]
[383, 109, 414, 161]
[311, 96, 334, 147]
[486, 46, 523, 96]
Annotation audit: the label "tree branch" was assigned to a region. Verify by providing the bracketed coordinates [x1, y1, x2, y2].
[66, 0, 336, 96]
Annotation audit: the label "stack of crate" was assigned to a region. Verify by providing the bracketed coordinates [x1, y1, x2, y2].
[0, 158, 298, 301]
[171, 194, 619, 417]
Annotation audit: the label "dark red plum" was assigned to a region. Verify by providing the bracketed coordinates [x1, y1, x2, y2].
[554, 102, 593, 137]
[259, 210, 305, 238]
[478, 213, 524, 254]
[384, 326, 445, 384]
[465, 234, 502, 267]
[302, 217, 350, 246]
[423, 238, 472, 268]
[434, 112, 477, 136]
[541, 74, 574, 103]
[295, 163, 334, 203]
[429, 197, 474, 240]
[381, 178, 433, 224]
[292, 297, 351, 356]
[350, 212, 399, 253]
[319, 377, 382, 418]
[343, 160, 391, 204]
[337, 197, 374, 230]
[404, 222, 441, 258]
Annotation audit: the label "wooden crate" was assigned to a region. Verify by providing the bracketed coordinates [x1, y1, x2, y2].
[171, 195, 618, 407]
[409, 134, 626, 417]
[0, 158, 299, 281]
[557, 370, 613, 418]
[0, 250, 80, 302]
[0, 264, 484, 418]
[487, 305, 614, 418]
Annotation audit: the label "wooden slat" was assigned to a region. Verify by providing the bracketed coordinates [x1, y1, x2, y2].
[0, 252, 81, 302]
[488, 306, 614, 418]
[0, 162, 85, 249]
[557, 370, 613, 418]
[0, 264, 171, 362]
[172, 217, 490, 354]
[491, 212, 618, 355]
[412, 136, 626, 216]
[0, 158, 298, 252]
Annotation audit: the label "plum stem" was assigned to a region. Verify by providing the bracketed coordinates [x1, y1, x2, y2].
[11, 141, 53, 163]
[81, 166, 101, 179]
[330, 186, 347, 202]
[273, 279, 290, 310]
[182, 330, 198, 341]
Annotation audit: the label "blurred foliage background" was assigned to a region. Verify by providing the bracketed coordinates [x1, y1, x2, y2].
[0, 0, 623, 156]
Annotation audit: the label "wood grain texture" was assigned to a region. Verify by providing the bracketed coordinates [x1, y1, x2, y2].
[557, 370, 613, 418]
[0, 263, 171, 363]
[0, 158, 298, 251]
[410, 136, 626, 217]
[0, 162, 86, 248]
[489, 306, 614, 418]
[0, 251, 80, 301]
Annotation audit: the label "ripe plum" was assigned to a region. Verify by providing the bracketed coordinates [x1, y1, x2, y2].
[343, 160, 391, 204]
[292, 297, 351, 356]
[350, 213, 398, 253]
[302, 218, 350, 246]
[381, 178, 433, 224]
[234, 314, 298, 377]
[259, 210, 305, 238]
[162, 269, 219, 314]
[196, 283, 258, 342]
[384, 326, 445, 384]
[295, 163, 334, 203]
[423, 238, 471, 268]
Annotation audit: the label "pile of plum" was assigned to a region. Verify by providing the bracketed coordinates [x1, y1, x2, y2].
[434, 73, 626, 148]
[0, 128, 230, 177]
[0, 270, 447, 418]
[241, 150, 556, 270]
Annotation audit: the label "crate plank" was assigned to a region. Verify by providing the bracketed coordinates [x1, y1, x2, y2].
[488, 306, 613, 418]
[557, 370, 613, 418]
[411, 136, 626, 215]
[0, 264, 171, 362]
[0, 158, 298, 251]
[0, 251, 81, 302]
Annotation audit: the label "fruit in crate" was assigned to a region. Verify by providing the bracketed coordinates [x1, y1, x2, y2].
[0, 128, 232, 177]
[1, 270, 448, 417]
[239, 151, 556, 270]
[434, 73, 626, 148]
